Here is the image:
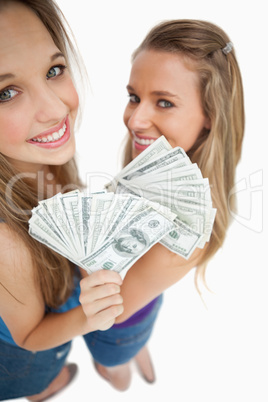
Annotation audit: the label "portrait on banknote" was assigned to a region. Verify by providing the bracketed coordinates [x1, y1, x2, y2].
[112, 228, 149, 257]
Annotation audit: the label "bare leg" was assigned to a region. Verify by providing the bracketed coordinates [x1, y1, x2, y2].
[26, 363, 78, 402]
[94, 346, 155, 391]
[94, 361, 131, 391]
[134, 346, 155, 383]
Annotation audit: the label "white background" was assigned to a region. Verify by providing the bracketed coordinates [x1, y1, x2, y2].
[14, 0, 268, 401]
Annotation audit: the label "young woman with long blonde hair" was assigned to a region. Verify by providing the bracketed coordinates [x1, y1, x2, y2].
[84, 19, 245, 390]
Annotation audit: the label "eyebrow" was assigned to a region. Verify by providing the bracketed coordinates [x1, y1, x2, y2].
[50, 51, 65, 62]
[0, 73, 15, 83]
[126, 85, 180, 100]
[0, 52, 65, 83]
[151, 90, 180, 99]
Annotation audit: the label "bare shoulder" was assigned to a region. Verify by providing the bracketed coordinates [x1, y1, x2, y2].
[0, 224, 44, 345]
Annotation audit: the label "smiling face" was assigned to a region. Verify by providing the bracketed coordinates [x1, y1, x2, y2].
[0, 2, 79, 173]
[123, 50, 211, 159]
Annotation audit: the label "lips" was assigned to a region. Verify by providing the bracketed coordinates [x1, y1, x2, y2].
[132, 132, 157, 151]
[30, 124, 66, 143]
[27, 116, 70, 149]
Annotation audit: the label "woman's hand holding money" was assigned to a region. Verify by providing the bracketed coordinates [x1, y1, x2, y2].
[79, 270, 124, 332]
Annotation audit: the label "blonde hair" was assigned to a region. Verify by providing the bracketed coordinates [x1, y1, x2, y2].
[123, 20, 245, 288]
[0, 0, 83, 308]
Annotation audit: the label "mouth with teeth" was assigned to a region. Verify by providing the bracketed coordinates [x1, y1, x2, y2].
[132, 132, 157, 151]
[31, 124, 66, 143]
[28, 117, 70, 149]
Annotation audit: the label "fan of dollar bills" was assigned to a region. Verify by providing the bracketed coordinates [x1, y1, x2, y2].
[29, 136, 216, 276]
[29, 191, 177, 275]
[106, 136, 216, 254]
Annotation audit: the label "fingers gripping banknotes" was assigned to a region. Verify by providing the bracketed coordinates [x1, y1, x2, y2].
[29, 191, 176, 276]
[106, 136, 217, 254]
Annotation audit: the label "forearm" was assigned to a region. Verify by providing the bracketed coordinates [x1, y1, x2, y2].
[115, 243, 198, 323]
[19, 270, 124, 351]
[20, 306, 87, 351]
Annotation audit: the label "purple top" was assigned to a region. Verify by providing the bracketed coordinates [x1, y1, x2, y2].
[112, 297, 159, 328]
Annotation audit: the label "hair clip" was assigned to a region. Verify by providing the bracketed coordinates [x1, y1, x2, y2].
[222, 42, 233, 55]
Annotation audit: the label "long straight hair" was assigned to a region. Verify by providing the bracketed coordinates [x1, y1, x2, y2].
[123, 20, 245, 289]
[0, 0, 84, 307]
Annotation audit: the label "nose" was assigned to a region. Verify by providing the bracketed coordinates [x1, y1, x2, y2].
[125, 102, 153, 132]
[33, 82, 67, 125]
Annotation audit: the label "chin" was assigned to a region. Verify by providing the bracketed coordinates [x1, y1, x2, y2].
[49, 147, 76, 166]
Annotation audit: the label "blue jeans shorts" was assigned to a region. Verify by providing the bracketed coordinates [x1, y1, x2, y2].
[83, 294, 163, 367]
[0, 295, 162, 399]
[0, 340, 72, 400]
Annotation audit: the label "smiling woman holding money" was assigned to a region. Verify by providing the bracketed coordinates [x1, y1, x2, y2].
[0, 1, 125, 400]
[0, 3, 245, 398]
[81, 20, 245, 389]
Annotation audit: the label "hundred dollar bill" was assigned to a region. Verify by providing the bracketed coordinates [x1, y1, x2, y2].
[30, 204, 66, 246]
[38, 194, 78, 256]
[92, 193, 130, 249]
[81, 194, 93, 256]
[115, 182, 141, 196]
[153, 196, 212, 243]
[86, 193, 115, 252]
[113, 186, 208, 256]
[101, 196, 176, 247]
[102, 195, 143, 242]
[116, 169, 207, 203]
[160, 218, 203, 259]
[79, 207, 176, 275]
[121, 147, 190, 181]
[29, 213, 74, 260]
[119, 179, 212, 205]
[125, 164, 203, 186]
[77, 191, 108, 256]
[105, 136, 172, 191]
[60, 190, 84, 257]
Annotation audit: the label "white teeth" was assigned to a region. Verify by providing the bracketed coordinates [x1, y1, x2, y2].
[52, 132, 59, 140]
[134, 135, 155, 146]
[31, 123, 66, 143]
[140, 139, 153, 145]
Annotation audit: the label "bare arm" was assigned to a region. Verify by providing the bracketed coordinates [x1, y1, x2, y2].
[79, 242, 203, 324]
[0, 225, 123, 351]
[115, 243, 202, 323]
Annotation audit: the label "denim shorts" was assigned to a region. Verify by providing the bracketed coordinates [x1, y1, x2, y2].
[0, 295, 163, 399]
[0, 340, 71, 400]
[83, 294, 163, 367]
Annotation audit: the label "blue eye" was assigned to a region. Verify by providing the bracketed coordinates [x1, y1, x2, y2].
[158, 100, 173, 108]
[0, 88, 18, 103]
[46, 65, 66, 79]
